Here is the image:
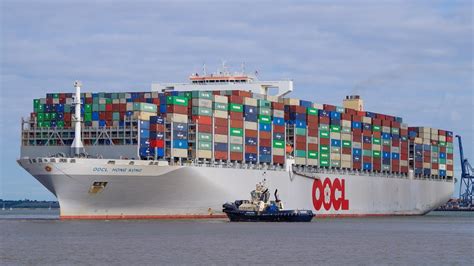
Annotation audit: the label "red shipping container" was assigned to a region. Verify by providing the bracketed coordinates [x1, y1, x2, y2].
[245, 129, 258, 138]
[447, 164, 453, 171]
[373, 131, 381, 138]
[400, 129, 408, 135]
[193, 116, 212, 125]
[105, 112, 112, 120]
[440, 146, 446, 153]
[214, 126, 227, 135]
[289, 106, 306, 114]
[341, 113, 351, 120]
[85, 98, 93, 104]
[230, 119, 243, 128]
[342, 147, 351, 154]
[423, 157, 431, 163]
[363, 143, 372, 149]
[272, 102, 284, 110]
[438, 129, 446, 136]
[446, 136, 453, 142]
[295, 135, 306, 143]
[199, 125, 212, 133]
[152, 98, 160, 105]
[214, 117, 227, 127]
[447, 153, 453, 160]
[106, 104, 113, 112]
[323, 104, 336, 112]
[423, 151, 431, 157]
[230, 152, 243, 161]
[372, 118, 382, 126]
[401, 166, 408, 173]
[295, 142, 306, 150]
[391, 121, 400, 128]
[308, 143, 318, 150]
[391, 165, 399, 172]
[319, 117, 330, 124]
[383, 146, 391, 152]
[382, 119, 391, 127]
[229, 95, 243, 104]
[415, 161, 423, 168]
[320, 138, 330, 145]
[352, 129, 362, 135]
[167, 105, 188, 114]
[245, 145, 257, 154]
[112, 104, 119, 112]
[273, 155, 285, 164]
[229, 112, 243, 120]
[351, 115, 362, 122]
[308, 128, 318, 137]
[307, 116, 318, 124]
[214, 151, 228, 160]
[232, 90, 252, 98]
[353, 162, 362, 170]
[363, 130, 372, 137]
[119, 104, 126, 112]
[345, 109, 356, 116]
[432, 163, 439, 169]
[260, 139, 271, 147]
[260, 131, 271, 139]
[375, 113, 385, 120]
[392, 139, 400, 147]
[373, 164, 381, 171]
[150, 140, 164, 148]
[401, 153, 408, 160]
[273, 125, 285, 133]
[363, 156, 372, 162]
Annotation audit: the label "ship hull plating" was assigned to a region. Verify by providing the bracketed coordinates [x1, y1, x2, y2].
[17, 158, 454, 219]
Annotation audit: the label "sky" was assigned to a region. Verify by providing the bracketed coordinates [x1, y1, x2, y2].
[0, 0, 472, 200]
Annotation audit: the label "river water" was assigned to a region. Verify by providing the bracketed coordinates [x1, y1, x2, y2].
[0, 210, 472, 265]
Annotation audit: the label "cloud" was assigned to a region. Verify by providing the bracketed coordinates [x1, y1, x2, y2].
[1, 0, 472, 199]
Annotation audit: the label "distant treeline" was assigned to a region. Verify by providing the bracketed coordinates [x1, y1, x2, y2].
[0, 199, 59, 209]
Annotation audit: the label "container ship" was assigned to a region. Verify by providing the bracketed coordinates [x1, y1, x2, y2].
[17, 68, 455, 219]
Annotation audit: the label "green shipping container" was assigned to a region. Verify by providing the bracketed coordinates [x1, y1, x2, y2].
[373, 150, 381, 158]
[372, 125, 381, 132]
[363, 149, 372, 156]
[341, 127, 351, 134]
[307, 108, 318, 116]
[335, 106, 345, 113]
[229, 103, 243, 112]
[258, 108, 271, 116]
[391, 128, 400, 134]
[99, 104, 106, 112]
[134, 103, 157, 113]
[320, 159, 330, 167]
[331, 160, 341, 167]
[213, 102, 228, 111]
[230, 144, 243, 152]
[192, 91, 212, 99]
[50, 113, 57, 120]
[33, 99, 40, 108]
[432, 146, 439, 152]
[294, 150, 306, 157]
[37, 113, 44, 122]
[342, 140, 352, 147]
[56, 121, 64, 128]
[92, 104, 99, 112]
[308, 151, 318, 159]
[198, 133, 212, 141]
[43, 121, 51, 128]
[273, 140, 285, 148]
[439, 141, 446, 146]
[295, 128, 306, 136]
[38, 104, 44, 112]
[439, 158, 446, 164]
[113, 112, 120, 121]
[44, 113, 51, 121]
[320, 145, 330, 153]
[230, 128, 243, 137]
[447, 147, 453, 154]
[84, 113, 92, 122]
[319, 130, 329, 138]
[259, 115, 271, 124]
[447, 142, 453, 148]
[258, 99, 271, 108]
[330, 125, 341, 132]
[84, 104, 92, 113]
[319, 124, 329, 131]
[167, 96, 188, 106]
[198, 141, 212, 150]
[373, 138, 381, 145]
[192, 107, 212, 116]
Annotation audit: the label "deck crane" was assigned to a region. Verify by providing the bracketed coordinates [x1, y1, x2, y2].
[455, 135, 473, 207]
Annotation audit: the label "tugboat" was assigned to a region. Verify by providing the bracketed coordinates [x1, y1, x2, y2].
[222, 180, 314, 222]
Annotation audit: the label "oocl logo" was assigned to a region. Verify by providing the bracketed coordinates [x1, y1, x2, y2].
[312, 178, 349, 211]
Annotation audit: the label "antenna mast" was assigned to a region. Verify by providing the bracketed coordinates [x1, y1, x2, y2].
[71, 81, 84, 156]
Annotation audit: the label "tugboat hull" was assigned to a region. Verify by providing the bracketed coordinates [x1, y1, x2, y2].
[224, 210, 314, 222]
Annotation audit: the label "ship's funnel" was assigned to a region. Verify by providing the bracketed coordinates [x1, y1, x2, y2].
[71, 81, 84, 156]
[343, 95, 364, 111]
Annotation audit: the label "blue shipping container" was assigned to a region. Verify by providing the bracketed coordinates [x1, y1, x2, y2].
[259, 154, 271, 162]
[214, 143, 228, 151]
[245, 153, 257, 162]
[244, 106, 256, 114]
[273, 117, 285, 126]
[391, 153, 399, 160]
[245, 137, 258, 145]
[173, 122, 188, 131]
[173, 131, 188, 140]
[150, 131, 164, 139]
[259, 146, 271, 155]
[139, 120, 150, 130]
[331, 139, 341, 147]
[330, 111, 341, 119]
[139, 129, 149, 138]
[259, 123, 271, 132]
[318, 110, 330, 117]
[352, 121, 361, 129]
[150, 116, 164, 124]
[172, 140, 188, 149]
[295, 119, 306, 128]
[353, 148, 362, 156]
[363, 163, 372, 170]
[273, 132, 284, 140]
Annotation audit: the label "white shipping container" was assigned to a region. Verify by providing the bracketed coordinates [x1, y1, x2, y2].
[213, 110, 228, 118]
[230, 136, 243, 144]
[126, 103, 134, 111]
[331, 153, 341, 160]
[171, 148, 188, 158]
[353, 142, 362, 149]
[265, 95, 279, 102]
[330, 132, 341, 139]
[391, 147, 400, 153]
[422, 139, 430, 145]
[151, 91, 159, 98]
[192, 150, 212, 159]
[167, 113, 188, 123]
[341, 134, 351, 141]
[284, 98, 300, 106]
[382, 126, 391, 133]
[362, 117, 372, 124]
[447, 159, 453, 165]
[401, 123, 408, 129]
[244, 121, 257, 130]
[423, 162, 431, 168]
[438, 135, 446, 142]
[447, 170, 453, 176]
[372, 144, 381, 151]
[243, 97, 257, 106]
[213, 95, 228, 103]
[273, 110, 285, 117]
[432, 169, 439, 175]
[307, 137, 318, 144]
[414, 137, 423, 144]
[120, 98, 126, 104]
[342, 154, 351, 161]
[312, 103, 323, 109]
[295, 157, 306, 165]
[439, 164, 446, 170]
[341, 161, 352, 168]
[342, 120, 351, 127]
[401, 160, 408, 167]
[192, 99, 212, 108]
[307, 159, 318, 166]
[112, 99, 119, 104]
[99, 98, 106, 104]
[214, 134, 228, 143]
[273, 148, 284, 156]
